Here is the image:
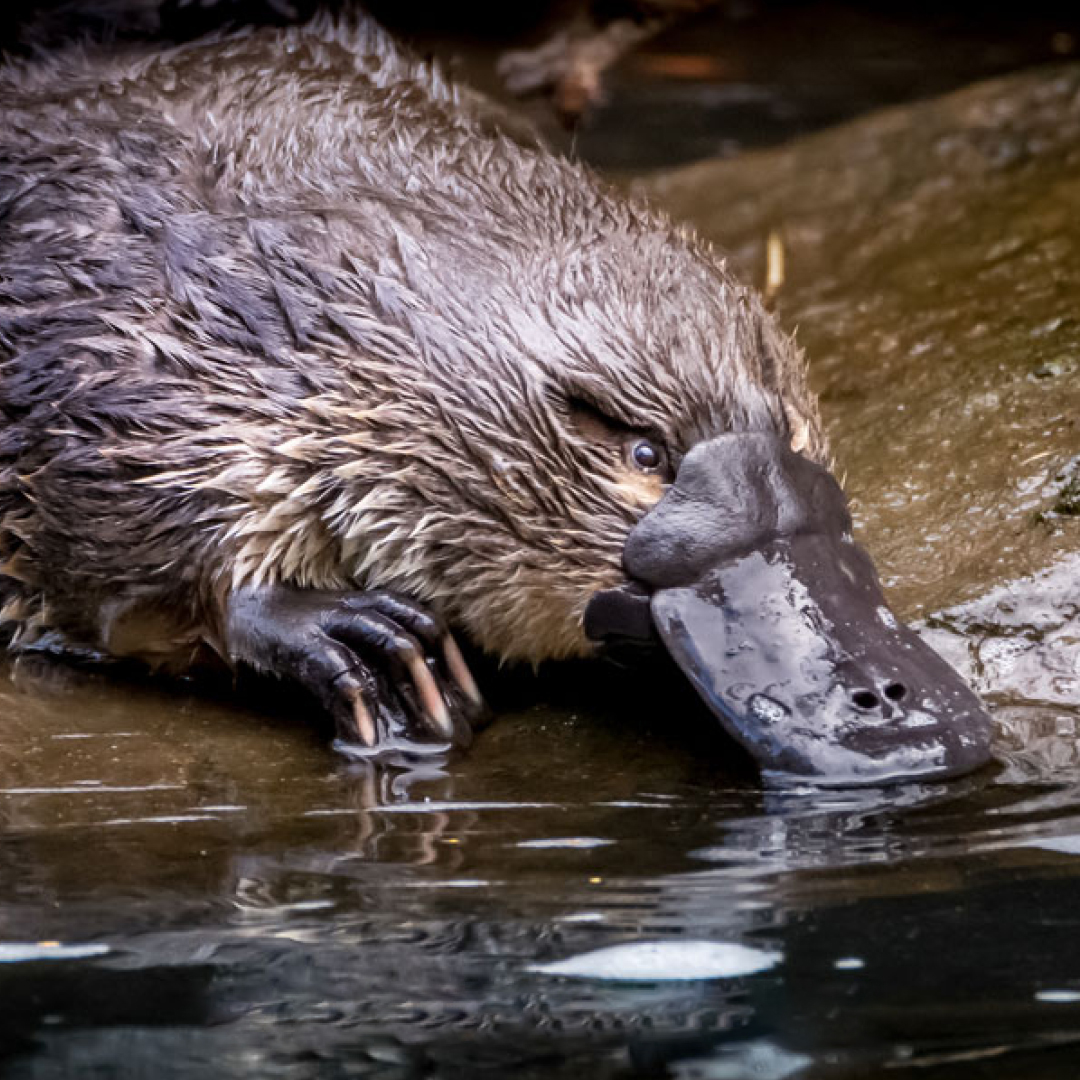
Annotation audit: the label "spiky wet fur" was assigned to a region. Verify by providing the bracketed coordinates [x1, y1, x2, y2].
[0, 13, 827, 670]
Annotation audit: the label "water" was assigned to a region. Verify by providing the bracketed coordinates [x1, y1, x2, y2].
[2, 662, 1080, 1078]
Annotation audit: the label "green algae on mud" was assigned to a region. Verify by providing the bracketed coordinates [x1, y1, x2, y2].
[644, 64, 1080, 623]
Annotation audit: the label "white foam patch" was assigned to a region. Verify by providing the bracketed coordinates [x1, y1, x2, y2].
[1022, 835, 1080, 855]
[834, 957, 865, 970]
[1032, 989, 1080, 1002]
[373, 801, 559, 813]
[3, 784, 182, 795]
[399, 879, 493, 889]
[673, 1040, 812, 1080]
[1036, 989, 1080, 1003]
[516, 837, 614, 849]
[0, 942, 111, 963]
[530, 940, 782, 981]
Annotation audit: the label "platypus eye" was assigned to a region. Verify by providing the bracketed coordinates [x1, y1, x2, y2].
[565, 395, 673, 483]
[628, 437, 665, 473]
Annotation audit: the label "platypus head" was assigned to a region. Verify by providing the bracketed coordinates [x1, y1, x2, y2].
[327, 185, 992, 784]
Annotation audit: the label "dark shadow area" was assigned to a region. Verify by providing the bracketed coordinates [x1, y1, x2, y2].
[5, 0, 1080, 169]
[0, 962, 215, 1070]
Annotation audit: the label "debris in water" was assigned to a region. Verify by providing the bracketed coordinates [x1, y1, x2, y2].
[834, 957, 866, 970]
[0, 941, 111, 963]
[529, 940, 782, 981]
[1036, 989, 1080, 1003]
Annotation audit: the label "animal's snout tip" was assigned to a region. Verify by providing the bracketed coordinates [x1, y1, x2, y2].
[633, 533, 996, 784]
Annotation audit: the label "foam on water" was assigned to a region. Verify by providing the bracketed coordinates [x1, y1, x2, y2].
[530, 940, 782, 981]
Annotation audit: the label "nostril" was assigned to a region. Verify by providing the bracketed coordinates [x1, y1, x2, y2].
[852, 689, 880, 710]
[884, 682, 908, 702]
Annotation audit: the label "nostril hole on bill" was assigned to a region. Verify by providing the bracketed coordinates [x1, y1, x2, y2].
[884, 682, 908, 702]
[852, 690, 880, 710]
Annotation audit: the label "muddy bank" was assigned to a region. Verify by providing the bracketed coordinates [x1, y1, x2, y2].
[645, 65, 1080, 714]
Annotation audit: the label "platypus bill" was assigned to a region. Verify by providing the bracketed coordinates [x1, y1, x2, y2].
[0, 14, 993, 783]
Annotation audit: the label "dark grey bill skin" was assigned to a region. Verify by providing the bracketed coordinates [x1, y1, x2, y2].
[584, 434, 994, 784]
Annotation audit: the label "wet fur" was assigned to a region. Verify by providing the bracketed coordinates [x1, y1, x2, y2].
[0, 13, 826, 671]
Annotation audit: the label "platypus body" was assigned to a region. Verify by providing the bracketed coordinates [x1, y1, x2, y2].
[0, 14, 992, 781]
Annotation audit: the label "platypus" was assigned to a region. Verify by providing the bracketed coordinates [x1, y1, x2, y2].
[0, 13, 993, 782]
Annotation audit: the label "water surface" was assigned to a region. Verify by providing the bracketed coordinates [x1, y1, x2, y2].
[4, 663, 1080, 1078]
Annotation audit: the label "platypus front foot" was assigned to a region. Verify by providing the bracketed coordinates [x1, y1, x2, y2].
[222, 586, 486, 753]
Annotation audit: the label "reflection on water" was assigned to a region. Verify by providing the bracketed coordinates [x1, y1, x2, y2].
[4, 662, 1080, 1079]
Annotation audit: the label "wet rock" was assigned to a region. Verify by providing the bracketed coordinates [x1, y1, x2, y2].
[921, 551, 1080, 708]
[1049, 456, 1080, 518]
[643, 64, 1080, 714]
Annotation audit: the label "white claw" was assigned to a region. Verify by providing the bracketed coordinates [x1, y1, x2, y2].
[442, 634, 483, 707]
[404, 652, 453, 738]
[343, 680, 377, 747]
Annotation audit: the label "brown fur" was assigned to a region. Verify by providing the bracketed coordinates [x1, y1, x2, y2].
[0, 13, 827, 672]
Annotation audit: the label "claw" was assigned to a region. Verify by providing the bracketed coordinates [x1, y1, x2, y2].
[442, 634, 483, 708]
[327, 667, 378, 746]
[403, 650, 454, 739]
[224, 585, 481, 751]
[344, 678, 377, 747]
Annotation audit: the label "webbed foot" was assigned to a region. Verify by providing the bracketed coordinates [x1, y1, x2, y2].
[223, 586, 486, 753]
